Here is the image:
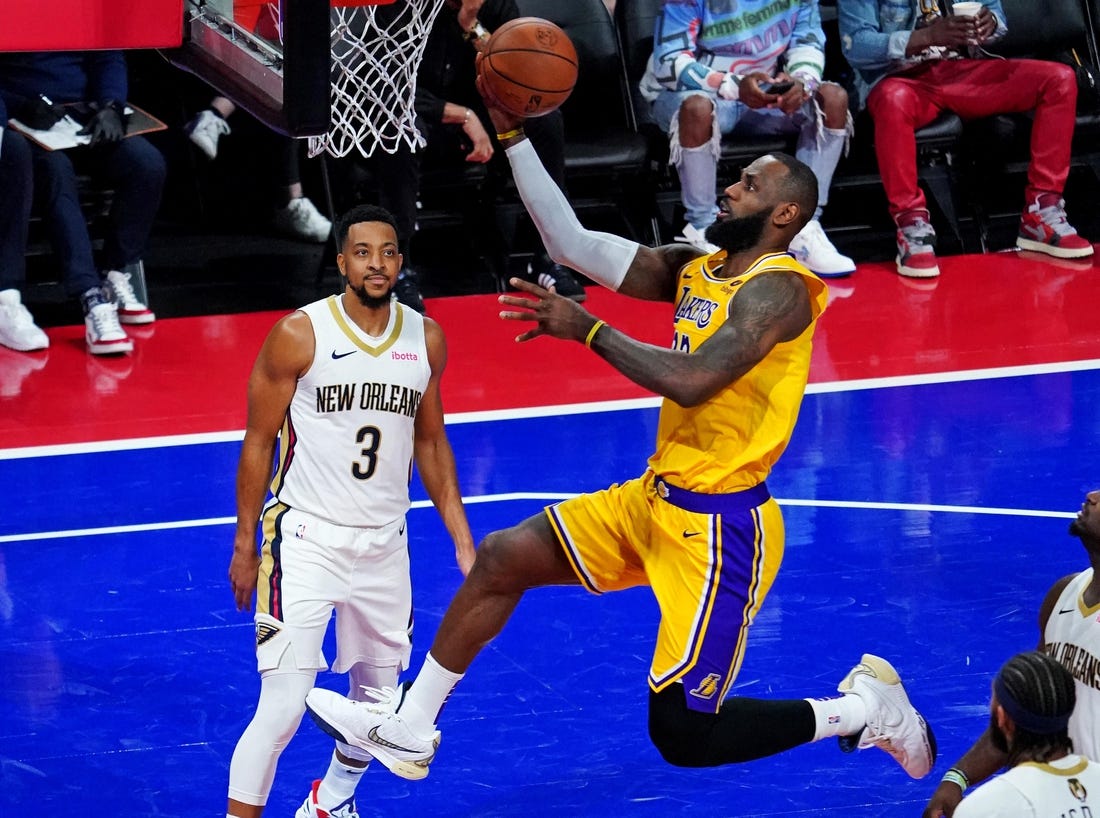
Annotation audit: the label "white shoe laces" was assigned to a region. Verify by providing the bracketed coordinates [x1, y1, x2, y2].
[88, 303, 124, 337]
[109, 272, 144, 309]
[1034, 201, 1077, 237]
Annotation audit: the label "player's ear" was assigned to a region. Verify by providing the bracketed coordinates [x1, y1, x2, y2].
[336, 253, 346, 279]
[772, 201, 800, 227]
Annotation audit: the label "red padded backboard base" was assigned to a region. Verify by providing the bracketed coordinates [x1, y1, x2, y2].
[0, 0, 183, 51]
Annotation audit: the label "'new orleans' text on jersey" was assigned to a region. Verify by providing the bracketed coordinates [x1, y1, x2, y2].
[315, 382, 423, 418]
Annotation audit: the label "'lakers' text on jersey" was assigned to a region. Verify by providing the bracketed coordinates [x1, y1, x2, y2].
[1045, 568, 1100, 760]
[650, 250, 828, 493]
[270, 295, 431, 528]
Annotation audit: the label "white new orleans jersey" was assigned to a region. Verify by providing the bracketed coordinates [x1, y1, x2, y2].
[954, 755, 1100, 818]
[1044, 568, 1100, 761]
[270, 295, 430, 528]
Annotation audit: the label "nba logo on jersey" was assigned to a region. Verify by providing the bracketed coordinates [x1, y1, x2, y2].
[690, 673, 722, 700]
[296, 523, 306, 539]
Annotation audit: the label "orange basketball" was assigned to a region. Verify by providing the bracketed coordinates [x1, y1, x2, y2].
[478, 17, 578, 118]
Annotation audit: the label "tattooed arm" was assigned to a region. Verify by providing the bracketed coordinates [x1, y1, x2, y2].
[499, 271, 812, 408]
[595, 271, 812, 406]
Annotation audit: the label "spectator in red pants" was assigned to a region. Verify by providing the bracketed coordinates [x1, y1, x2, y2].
[838, 0, 1093, 278]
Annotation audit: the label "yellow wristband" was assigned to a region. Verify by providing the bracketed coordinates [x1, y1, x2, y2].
[495, 128, 524, 141]
[584, 320, 606, 349]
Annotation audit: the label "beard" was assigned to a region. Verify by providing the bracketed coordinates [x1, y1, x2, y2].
[989, 713, 1010, 754]
[704, 208, 771, 254]
[348, 279, 393, 309]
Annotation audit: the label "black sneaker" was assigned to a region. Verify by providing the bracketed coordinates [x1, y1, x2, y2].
[394, 272, 425, 314]
[522, 256, 586, 302]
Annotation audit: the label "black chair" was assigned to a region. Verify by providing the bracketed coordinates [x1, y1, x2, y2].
[966, 0, 1100, 249]
[506, 0, 659, 250]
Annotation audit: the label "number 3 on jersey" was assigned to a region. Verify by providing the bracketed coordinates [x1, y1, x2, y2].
[352, 425, 381, 479]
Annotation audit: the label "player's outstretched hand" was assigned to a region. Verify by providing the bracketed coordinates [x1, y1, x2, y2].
[499, 276, 596, 344]
[474, 54, 524, 135]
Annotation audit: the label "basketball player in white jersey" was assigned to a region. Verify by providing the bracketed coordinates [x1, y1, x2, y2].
[924, 487, 1100, 817]
[225, 203, 476, 818]
[952, 650, 1100, 818]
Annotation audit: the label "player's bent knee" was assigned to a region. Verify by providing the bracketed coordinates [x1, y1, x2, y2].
[648, 685, 716, 767]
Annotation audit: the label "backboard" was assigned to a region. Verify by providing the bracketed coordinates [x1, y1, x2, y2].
[166, 0, 331, 137]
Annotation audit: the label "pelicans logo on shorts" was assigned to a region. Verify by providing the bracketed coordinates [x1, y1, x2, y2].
[690, 673, 723, 700]
[256, 621, 281, 646]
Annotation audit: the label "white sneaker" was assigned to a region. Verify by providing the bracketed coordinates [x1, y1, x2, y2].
[0, 289, 49, 351]
[295, 779, 359, 818]
[184, 109, 231, 160]
[104, 270, 155, 324]
[85, 302, 133, 355]
[274, 197, 333, 243]
[836, 654, 936, 779]
[305, 685, 439, 780]
[674, 222, 719, 255]
[788, 220, 856, 278]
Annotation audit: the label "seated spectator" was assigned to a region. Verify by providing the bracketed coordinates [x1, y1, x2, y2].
[947, 650, 1100, 817]
[367, 0, 588, 313]
[0, 50, 164, 356]
[838, 0, 1094, 279]
[641, 0, 856, 278]
[0, 109, 48, 353]
[185, 97, 332, 244]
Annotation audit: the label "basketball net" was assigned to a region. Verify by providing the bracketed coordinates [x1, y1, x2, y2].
[308, 0, 445, 158]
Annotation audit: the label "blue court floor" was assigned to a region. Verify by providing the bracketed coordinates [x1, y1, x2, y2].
[3, 361, 1098, 816]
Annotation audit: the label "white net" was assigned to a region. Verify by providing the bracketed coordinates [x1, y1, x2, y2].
[308, 0, 445, 158]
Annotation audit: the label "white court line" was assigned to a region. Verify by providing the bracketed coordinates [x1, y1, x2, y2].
[0, 495, 1076, 544]
[2, 358, 1098, 462]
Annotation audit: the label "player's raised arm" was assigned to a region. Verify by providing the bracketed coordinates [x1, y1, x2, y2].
[475, 66, 693, 303]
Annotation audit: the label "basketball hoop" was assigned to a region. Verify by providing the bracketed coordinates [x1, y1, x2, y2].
[309, 0, 444, 158]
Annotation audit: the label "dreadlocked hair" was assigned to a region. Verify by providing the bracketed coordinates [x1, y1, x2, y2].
[998, 650, 1076, 765]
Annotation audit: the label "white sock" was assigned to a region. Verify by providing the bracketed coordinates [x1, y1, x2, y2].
[806, 694, 867, 741]
[316, 750, 366, 808]
[400, 652, 464, 739]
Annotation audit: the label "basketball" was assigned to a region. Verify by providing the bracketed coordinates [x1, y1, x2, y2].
[478, 17, 578, 118]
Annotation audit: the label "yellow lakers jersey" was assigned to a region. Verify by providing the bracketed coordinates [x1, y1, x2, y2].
[647, 251, 828, 493]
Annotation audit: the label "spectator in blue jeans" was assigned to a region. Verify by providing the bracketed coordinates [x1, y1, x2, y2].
[0, 102, 46, 353]
[0, 50, 165, 356]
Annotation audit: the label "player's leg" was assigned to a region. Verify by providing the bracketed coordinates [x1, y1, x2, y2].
[305, 480, 646, 777]
[643, 492, 934, 777]
[228, 507, 341, 817]
[296, 662, 399, 818]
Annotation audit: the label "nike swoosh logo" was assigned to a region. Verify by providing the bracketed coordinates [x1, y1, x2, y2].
[399, 522, 406, 536]
[331, 350, 356, 360]
[367, 725, 423, 754]
[1022, 224, 1049, 241]
[1058, 608, 1078, 615]
[683, 530, 700, 538]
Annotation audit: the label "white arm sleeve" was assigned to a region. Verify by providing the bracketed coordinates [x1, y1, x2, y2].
[505, 139, 635, 292]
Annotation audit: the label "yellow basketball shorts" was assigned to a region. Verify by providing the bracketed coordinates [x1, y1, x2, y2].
[545, 471, 784, 713]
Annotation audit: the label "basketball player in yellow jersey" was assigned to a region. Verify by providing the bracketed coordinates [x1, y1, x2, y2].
[226, 204, 475, 818]
[304, 100, 935, 785]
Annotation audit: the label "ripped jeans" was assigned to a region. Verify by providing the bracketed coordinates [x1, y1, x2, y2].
[651, 87, 851, 230]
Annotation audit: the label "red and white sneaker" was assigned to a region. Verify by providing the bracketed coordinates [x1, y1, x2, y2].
[105, 270, 155, 324]
[895, 219, 940, 278]
[84, 302, 133, 355]
[1017, 197, 1094, 259]
[295, 779, 359, 818]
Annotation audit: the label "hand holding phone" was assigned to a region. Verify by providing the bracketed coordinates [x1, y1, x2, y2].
[759, 80, 795, 95]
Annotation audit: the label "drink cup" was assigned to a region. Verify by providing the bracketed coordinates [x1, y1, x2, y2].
[952, 2, 983, 17]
